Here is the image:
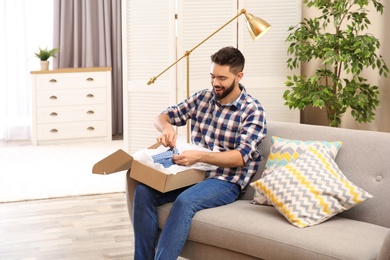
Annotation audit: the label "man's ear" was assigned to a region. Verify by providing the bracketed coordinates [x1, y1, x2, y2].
[236, 71, 244, 82]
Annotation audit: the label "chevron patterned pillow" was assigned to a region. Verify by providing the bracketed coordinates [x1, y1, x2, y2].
[252, 143, 373, 228]
[251, 136, 343, 205]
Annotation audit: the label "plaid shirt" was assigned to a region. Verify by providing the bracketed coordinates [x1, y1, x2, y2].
[163, 85, 267, 190]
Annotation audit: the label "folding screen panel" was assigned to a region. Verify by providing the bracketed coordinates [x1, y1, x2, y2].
[123, 0, 301, 153]
[238, 0, 301, 123]
[123, 0, 176, 154]
[175, 0, 238, 136]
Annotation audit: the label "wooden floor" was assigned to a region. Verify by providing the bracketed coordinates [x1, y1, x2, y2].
[0, 193, 134, 260]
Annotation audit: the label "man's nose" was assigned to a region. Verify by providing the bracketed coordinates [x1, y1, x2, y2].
[211, 78, 219, 86]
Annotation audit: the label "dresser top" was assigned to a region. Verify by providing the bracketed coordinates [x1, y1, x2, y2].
[30, 67, 112, 74]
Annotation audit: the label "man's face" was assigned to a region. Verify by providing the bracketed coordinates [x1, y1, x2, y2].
[210, 63, 237, 101]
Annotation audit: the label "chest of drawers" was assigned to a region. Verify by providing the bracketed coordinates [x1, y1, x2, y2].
[30, 67, 112, 145]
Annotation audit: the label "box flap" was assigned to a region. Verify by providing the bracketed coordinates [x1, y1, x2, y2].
[92, 149, 133, 175]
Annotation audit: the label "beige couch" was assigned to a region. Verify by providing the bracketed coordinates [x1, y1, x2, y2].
[125, 121, 390, 260]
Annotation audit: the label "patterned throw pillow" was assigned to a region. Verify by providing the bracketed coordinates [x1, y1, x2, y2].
[251, 136, 343, 205]
[251, 143, 373, 228]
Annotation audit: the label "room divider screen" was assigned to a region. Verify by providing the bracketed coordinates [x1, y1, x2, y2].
[122, 0, 301, 154]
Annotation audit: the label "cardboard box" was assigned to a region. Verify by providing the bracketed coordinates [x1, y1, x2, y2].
[92, 145, 206, 193]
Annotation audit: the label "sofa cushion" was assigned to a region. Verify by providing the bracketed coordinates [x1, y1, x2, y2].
[251, 143, 373, 228]
[157, 200, 387, 260]
[251, 136, 343, 205]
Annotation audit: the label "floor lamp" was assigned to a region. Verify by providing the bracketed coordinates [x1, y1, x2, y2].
[147, 8, 271, 143]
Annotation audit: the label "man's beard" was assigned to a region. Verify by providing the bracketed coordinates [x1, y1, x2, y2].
[213, 79, 235, 101]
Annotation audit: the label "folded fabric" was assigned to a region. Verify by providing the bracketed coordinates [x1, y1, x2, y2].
[151, 147, 179, 168]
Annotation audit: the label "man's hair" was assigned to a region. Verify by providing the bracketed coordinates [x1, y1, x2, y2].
[210, 46, 245, 75]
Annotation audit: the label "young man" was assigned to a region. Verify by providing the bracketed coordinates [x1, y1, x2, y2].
[132, 46, 267, 260]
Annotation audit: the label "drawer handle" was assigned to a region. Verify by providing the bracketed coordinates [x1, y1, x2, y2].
[49, 79, 57, 83]
[86, 94, 94, 98]
[50, 129, 58, 133]
[86, 77, 94, 82]
[87, 126, 95, 131]
[50, 112, 58, 116]
[87, 110, 95, 114]
[50, 96, 58, 100]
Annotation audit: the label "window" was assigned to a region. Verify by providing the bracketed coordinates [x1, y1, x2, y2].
[0, 0, 53, 140]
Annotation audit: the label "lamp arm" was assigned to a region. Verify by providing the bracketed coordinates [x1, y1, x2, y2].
[147, 52, 189, 85]
[147, 9, 247, 85]
[187, 9, 245, 54]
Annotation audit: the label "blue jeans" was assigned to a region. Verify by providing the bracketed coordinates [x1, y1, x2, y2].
[132, 178, 241, 260]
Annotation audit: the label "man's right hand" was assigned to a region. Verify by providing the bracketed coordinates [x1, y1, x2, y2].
[155, 114, 177, 148]
[157, 127, 177, 149]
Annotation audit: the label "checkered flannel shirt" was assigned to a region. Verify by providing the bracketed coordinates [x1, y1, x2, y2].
[163, 85, 267, 190]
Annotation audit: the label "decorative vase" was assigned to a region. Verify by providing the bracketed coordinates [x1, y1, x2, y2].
[40, 60, 49, 70]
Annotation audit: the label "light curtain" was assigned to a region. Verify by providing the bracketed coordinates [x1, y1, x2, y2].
[0, 0, 53, 140]
[53, 0, 123, 136]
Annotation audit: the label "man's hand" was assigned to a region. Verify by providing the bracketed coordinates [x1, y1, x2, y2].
[172, 151, 202, 166]
[157, 127, 177, 149]
[155, 113, 177, 149]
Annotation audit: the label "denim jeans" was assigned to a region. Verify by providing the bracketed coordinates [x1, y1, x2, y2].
[132, 178, 241, 260]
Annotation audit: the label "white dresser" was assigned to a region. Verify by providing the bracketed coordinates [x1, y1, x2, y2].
[30, 67, 112, 145]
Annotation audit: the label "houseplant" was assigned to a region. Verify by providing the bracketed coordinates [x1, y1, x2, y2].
[283, 0, 389, 127]
[34, 47, 59, 70]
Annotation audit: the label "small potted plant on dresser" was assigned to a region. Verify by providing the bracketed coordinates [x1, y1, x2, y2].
[34, 47, 59, 70]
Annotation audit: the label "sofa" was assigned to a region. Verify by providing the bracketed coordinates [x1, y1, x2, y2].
[125, 121, 390, 260]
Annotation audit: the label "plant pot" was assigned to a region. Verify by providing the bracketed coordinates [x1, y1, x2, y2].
[40, 60, 49, 70]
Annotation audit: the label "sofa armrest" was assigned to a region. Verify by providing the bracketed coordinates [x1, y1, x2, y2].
[125, 170, 140, 223]
[378, 229, 390, 260]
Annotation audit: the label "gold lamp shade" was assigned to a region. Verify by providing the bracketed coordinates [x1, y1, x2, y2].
[244, 12, 272, 40]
